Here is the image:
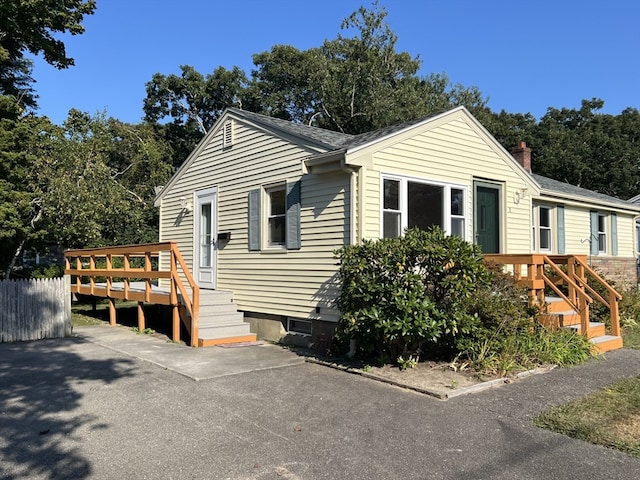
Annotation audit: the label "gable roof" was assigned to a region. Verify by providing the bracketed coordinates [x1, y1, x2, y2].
[534, 173, 640, 211]
[227, 108, 354, 150]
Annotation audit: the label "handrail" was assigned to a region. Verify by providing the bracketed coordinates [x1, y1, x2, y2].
[170, 243, 200, 346]
[570, 255, 621, 336]
[64, 242, 200, 346]
[485, 253, 621, 339]
[541, 255, 592, 335]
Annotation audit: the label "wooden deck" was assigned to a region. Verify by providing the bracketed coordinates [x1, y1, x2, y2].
[65, 243, 200, 346]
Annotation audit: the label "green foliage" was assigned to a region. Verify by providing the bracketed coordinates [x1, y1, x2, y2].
[0, 0, 96, 109]
[456, 264, 592, 374]
[535, 376, 640, 458]
[145, 3, 489, 145]
[23, 263, 65, 279]
[334, 227, 491, 365]
[143, 65, 248, 163]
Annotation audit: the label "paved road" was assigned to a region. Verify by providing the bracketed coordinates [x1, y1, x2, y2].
[1, 326, 639, 479]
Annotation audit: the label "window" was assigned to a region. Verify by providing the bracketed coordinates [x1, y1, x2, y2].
[266, 186, 286, 247]
[532, 205, 553, 252]
[248, 181, 301, 251]
[382, 179, 401, 238]
[589, 211, 617, 256]
[285, 317, 312, 336]
[381, 176, 466, 239]
[597, 214, 607, 253]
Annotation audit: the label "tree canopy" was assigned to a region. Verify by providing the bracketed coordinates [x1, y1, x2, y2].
[0, 0, 97, 110]
[1, 2, 639, 278]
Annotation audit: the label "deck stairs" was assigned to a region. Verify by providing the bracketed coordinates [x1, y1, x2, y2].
[191, 290, 256, 347]
[540, 296, 623, 353]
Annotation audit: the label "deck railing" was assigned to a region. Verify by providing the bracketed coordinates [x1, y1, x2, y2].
[64, 242, 200, 346]
[484, 254, 621, 338]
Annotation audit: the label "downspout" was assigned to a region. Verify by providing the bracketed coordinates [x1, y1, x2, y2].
[342, 165, 358, 245]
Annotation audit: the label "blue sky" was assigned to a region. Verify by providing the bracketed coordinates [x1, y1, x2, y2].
[30, 0, 640, 126]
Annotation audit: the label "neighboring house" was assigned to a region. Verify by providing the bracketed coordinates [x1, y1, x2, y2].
[154, 106, 640, 344]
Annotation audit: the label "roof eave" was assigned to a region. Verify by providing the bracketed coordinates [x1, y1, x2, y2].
[537, 189, 640, 213]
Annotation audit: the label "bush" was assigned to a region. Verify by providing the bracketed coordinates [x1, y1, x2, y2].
[333, 227, 491, 366]
[456, 262, 593, 374]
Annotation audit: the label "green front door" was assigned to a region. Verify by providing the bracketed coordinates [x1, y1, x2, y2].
[475, 184, 500, 253]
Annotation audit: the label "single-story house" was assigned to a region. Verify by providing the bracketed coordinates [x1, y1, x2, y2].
[154, 106, 640, 344]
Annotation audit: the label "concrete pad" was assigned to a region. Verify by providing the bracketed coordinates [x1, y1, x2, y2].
[72, 324, 305, 381]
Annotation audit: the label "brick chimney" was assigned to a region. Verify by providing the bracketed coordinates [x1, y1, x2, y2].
[511, 141, 532, 173]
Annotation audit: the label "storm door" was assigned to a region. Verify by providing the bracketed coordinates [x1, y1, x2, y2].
[195, 188, 218, 289]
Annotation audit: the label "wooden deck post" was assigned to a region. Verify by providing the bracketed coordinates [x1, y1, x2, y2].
[137, 302, 145, 331]
[172, 305, 180, 342]
[610, 292, 621, 337]
[108, 298, 116, 326]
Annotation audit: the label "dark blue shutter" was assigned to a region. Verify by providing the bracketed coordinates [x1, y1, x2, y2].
[590, 211, 599, 256]
[286, 181, 301, 250]
[556, 205, 565, 254]
[248, 189, 261, 251]
[611, 212, 618, 256]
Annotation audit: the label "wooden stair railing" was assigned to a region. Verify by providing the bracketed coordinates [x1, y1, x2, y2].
[540, 255, 592, 337]
[65, 242, 200, 346]
[484, 254, 622, 343]
[565, 255, 622, 337]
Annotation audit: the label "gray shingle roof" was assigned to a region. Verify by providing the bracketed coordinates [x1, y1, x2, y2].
[228, 108, 638, 211]
[227, 107, 444, 152]
[227, 108, 354, 150]
[533, 174, 638, 209]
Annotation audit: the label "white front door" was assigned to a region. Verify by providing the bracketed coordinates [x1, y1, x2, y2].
[195, 188, 217, 289]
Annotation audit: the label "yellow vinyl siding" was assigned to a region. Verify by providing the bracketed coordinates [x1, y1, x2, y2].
[617, 214, 635, 257]
[558, 204, 636, 257]
[159, 117, 348, 322]
[358, 116, 532, 253]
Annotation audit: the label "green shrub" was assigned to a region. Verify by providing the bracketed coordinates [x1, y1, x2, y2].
[333, 227, 491, 365]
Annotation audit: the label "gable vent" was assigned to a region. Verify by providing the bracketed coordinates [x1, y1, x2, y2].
[223, 120, 234, 148]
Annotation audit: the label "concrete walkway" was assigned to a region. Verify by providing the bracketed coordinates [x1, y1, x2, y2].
[1, 326, 640, 479]
[72, 324, 305, 380]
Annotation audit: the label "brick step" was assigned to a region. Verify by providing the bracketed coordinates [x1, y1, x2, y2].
[590, 335, 624, 354]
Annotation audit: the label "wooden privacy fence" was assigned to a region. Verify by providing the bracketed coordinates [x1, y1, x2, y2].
[0, 276, 72, 342]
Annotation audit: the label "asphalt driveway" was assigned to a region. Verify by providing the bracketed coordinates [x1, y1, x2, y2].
[1, 326, 640, 479]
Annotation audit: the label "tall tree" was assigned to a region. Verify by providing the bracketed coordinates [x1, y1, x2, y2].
[532, 99, 640, 198]
[32, 110, 174, 249]
[143, 65, 248, 163]
[248, 5, 488, 134]
[0, 0, 96, 109]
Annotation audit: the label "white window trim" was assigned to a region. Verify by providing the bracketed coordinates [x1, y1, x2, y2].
[532, 204, 554, 253]
[265, 183, 286, 249]
[380, 174, 468, 240]
[598, 213, 607, 254]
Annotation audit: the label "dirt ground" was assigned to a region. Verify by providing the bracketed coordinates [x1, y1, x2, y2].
[303, 355, 524, 399]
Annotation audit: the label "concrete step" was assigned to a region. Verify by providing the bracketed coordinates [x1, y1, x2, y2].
[199, 312, 245, 326]
[197, 322, 256, 347]
[562, 322, 606, 338]
[199, 289, 234, 304]
[590, 335, 624, 354]
[199, 303, 238, 315]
